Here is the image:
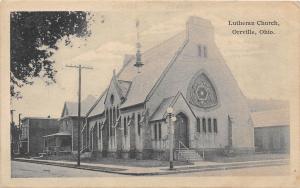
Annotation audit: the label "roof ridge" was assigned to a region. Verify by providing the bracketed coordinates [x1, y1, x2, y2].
[116, 30, 185, 79]
[141, 31, 185, 57]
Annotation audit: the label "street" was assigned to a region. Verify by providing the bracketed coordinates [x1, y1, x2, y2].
[11, 161, 124, 178]
[11, 161, 290, 178]
[162, 165, 290, 176]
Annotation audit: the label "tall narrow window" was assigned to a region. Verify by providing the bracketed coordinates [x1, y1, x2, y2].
[112, 107, 116, 136]
[208, 118, 212, 133]
[154, 123, 157, 140]
[109, 108, 112, 136]
[204, 46, 207, 57]
[202, 118, 206, 133]
[116, 106, 119, 118]
[196, 117, 201, 132]
[213, 118, 218, 133]
[158, 123, 162, 140]
[137, 114, 141, 136]
[124, 117, 127, 136]
[98, 122, 101, 138]
[198, 45, 202, 57]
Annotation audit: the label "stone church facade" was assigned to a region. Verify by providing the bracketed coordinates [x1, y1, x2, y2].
[81, 17, 254, 160]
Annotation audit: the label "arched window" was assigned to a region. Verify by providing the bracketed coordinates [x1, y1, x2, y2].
[124, 117, 127, 136]
[137, 114, 141, 136]
[213, 118, 218, 133]
[110, 94, 114, 105]
[158, 123, 162, 140]
[154, 123, 157, 140]
[112, 107, 116, 136]
[208, 118, 212, 133]
[196, 117, 201, 132]
[116, 106, 119, 118]
[109, 108, 112, 136]
[202, 118, 206, 133]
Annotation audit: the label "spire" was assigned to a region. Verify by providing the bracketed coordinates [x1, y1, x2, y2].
[134, 19, 144, 73]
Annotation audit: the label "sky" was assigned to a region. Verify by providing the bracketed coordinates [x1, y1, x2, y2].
[10, 2, 299, 121]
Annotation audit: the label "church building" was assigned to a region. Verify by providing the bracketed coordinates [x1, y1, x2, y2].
[81, 17, 254, 161]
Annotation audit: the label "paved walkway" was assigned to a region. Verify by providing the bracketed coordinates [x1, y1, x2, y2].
[13, 158, 289, 176]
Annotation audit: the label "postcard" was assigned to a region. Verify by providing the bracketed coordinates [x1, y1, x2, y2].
[0, 1, 299, 187]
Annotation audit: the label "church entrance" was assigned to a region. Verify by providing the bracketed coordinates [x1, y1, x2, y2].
[174, 113, 189, 149]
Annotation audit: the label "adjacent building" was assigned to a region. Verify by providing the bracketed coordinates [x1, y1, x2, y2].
[19, 117, 59, 156]
[252, 109, 289, 153]
[43, 96, 96, 154]
[81, 17, 255, 161]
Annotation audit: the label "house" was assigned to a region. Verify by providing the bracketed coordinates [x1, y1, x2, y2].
[252, 109, 289, 153]
[19, 117, 59, 156]
[43, 95, 96, 154]
[81, 16, 255, 160]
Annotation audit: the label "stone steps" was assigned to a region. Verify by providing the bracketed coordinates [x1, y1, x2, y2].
[176, 149, 203, 162]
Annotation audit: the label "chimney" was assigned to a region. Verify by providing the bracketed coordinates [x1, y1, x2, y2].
[186, 16, 214, 42]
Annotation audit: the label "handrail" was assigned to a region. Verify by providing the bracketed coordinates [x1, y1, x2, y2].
[177, 140, 190, 161]
[178, 140, 189, 150]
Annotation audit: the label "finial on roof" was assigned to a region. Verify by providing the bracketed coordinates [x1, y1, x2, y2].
[113, 69, 116, 76]
[134, 19, 144, 73]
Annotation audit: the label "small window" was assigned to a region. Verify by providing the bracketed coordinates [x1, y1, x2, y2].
[158, 123, 162, 140]
[213, 119, 218, 133]
[202, 118, 206, 133]
[204, 46, 207, 57]
[110, 94, 114, 105]
[198, 45, 202, 57]
[208, 118, 212, 133]
[196, 117, 201, 132]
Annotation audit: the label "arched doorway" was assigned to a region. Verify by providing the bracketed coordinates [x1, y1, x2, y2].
[174, 113, 189, 148]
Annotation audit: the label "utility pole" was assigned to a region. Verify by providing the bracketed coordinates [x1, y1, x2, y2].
[66, 64, 93, 166]
[18, 113, 22, 128]
[10, 109, 15, 124]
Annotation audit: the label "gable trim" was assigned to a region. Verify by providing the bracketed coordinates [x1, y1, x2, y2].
[86, 88, 108, 117]
[167, 92, 197, 120]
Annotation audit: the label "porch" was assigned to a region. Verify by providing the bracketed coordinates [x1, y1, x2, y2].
[43, 132, 72, 154]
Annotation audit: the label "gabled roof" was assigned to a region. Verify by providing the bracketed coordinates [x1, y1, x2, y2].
[61, 95, 97, 118]
[87, 89, 107, 118]
[251, 108, 289, 128]
[118, 31, 187, 109]
[150, 92, 196, 122]
[150, 96, 175, 121]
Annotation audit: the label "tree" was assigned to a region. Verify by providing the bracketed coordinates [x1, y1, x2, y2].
[10, 11, 93, 98]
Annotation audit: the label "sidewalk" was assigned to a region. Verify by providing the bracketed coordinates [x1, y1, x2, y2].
[13, 158, 289, 176]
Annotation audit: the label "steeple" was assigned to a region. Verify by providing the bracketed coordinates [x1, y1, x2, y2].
[134, 19, 144, 73]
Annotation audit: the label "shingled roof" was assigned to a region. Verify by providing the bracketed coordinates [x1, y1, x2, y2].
[118, 31, 187, 108]
[61, 95, 97, 118]
[86, 30, 187, 117]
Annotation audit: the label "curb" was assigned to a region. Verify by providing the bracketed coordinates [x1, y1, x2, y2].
[13, 158, 289, 176]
